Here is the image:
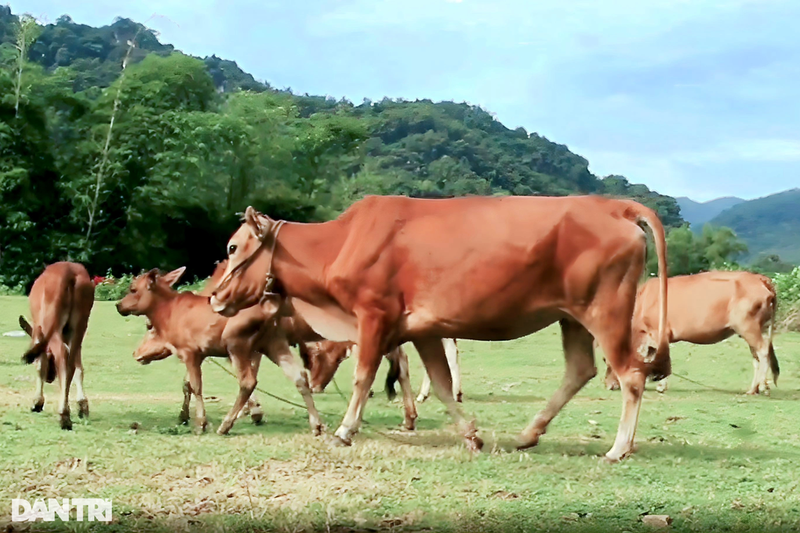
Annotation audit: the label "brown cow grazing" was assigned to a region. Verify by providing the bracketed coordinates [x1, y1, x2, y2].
[134, 319, 265, 425]
[604, 271, 779, 396]
[210, 195, 669, 462]
[19, 262, 95, 430]
[298, 341, 419, 430]
[117, 267, 323, 436]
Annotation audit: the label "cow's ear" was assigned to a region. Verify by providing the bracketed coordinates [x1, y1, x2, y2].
[161, 267, 186, 287]
[245, 206, 274, 239]
[146, 268, 160, 289]
[18, 316, 32, 337]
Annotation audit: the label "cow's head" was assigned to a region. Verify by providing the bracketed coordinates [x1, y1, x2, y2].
[299, 341, 352, 393]
[210, 206, 282, 318]
[133, 321, 173, 365]
[116, 267, 186, 316]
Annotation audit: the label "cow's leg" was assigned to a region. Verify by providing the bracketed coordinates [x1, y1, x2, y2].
[332, 315, 384, 446]
[264, 334, 323, 435]
[217, 351, 258, 435]
[518, 319, 596, 449]
[53, 337, 74, 430]
[180, 372, 192, 425]
[741, 327, 771, 395]
[603, 359, 621, 391]
[443, 338, 462, 402]
[71, 342, 89, 419]
[416, 372, 433, 403]
[32, 355, 47, 412]
[247, 392, 264, 425]
[414, 337, 482, 452]
[393, 347, 418, 430]
[185, 354, 207, 433]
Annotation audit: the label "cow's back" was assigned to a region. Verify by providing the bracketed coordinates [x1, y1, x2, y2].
[335, 195, 648, 339]
[636, 271, 772, 344]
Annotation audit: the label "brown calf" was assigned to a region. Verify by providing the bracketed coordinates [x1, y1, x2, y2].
[605, 271, 778, 395]
[19, 262, 94, 429]
[298, 341, 418, 430]
[117, 267, 322, 435]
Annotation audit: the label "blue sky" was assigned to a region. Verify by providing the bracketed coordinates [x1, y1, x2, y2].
[11, 0, 800, 201]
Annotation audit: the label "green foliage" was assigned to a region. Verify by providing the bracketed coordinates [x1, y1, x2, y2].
[646, 224, 748, 276]
[93, 272, 133, 301]
[774, 267, 800, 307]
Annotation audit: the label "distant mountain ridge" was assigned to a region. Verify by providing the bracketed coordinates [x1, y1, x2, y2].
[709, 189, 800, 264]
[676, 196, 745, 227]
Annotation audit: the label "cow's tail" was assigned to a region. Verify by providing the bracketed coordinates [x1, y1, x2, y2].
[762, 277, 780, 385]
[385, 350, 400, 401]
[626, 202, 670, 370]
[22, 278, 74, 368]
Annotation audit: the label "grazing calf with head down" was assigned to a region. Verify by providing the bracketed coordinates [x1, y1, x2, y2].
[20, 262, 94, 430]
[605, 271, 779, 395]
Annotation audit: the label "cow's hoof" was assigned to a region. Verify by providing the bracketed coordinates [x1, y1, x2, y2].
[311, 424, 324, 437]
[606, 381, 620, 391]
[78, 399, 89, 418]
[194, 422, 208, 435]
[456, 392, 463, 403]
[415, 394, 427, 403]
[465, 434, 484, 453]
[60, 416, 73, 431]
[602, 454, 622, 464]
[403, 419, 417, 432]
[179, 412, 190, 425]
[250, 411, 264, 425]
[745, 389, 757, 396]
[216, 425, 232, 436]
[31, 402, 44, 413]
[516, 433, 541, 450]
[331, 435, 352, 447]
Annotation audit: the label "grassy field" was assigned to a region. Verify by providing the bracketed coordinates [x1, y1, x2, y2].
[1, 296, 800, 532]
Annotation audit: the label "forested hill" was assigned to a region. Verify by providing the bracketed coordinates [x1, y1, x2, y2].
[0, 8, 684, 287]
[710, 189, 800, 264]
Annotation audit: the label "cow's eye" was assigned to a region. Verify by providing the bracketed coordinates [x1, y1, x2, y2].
[228, 244, 237, 255]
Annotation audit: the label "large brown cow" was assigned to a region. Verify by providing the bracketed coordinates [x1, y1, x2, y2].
[19, 262, 95, 429]
[210, 195, 669, 462]
[604, 271, 779, 395]
[117, 267, 323, 435]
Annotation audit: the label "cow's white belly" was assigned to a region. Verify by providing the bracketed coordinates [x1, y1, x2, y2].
[290, 298, 358, 342]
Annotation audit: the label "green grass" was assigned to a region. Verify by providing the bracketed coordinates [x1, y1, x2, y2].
[2, 296, 800, 532]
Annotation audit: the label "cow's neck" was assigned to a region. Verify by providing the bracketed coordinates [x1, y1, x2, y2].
[147, 289, 183, 328]
[270, 220, 345, 302]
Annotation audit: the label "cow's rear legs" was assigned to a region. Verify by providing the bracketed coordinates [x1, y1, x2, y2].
[742, 327, 773, 396]
[518, 319, 596, 450]
[32, 355, 48, 412]
[414, 337, 482, 452]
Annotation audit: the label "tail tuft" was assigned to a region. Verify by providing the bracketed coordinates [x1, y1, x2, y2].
[769, 344, 780, 386]
[22, 342, 46, 365]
